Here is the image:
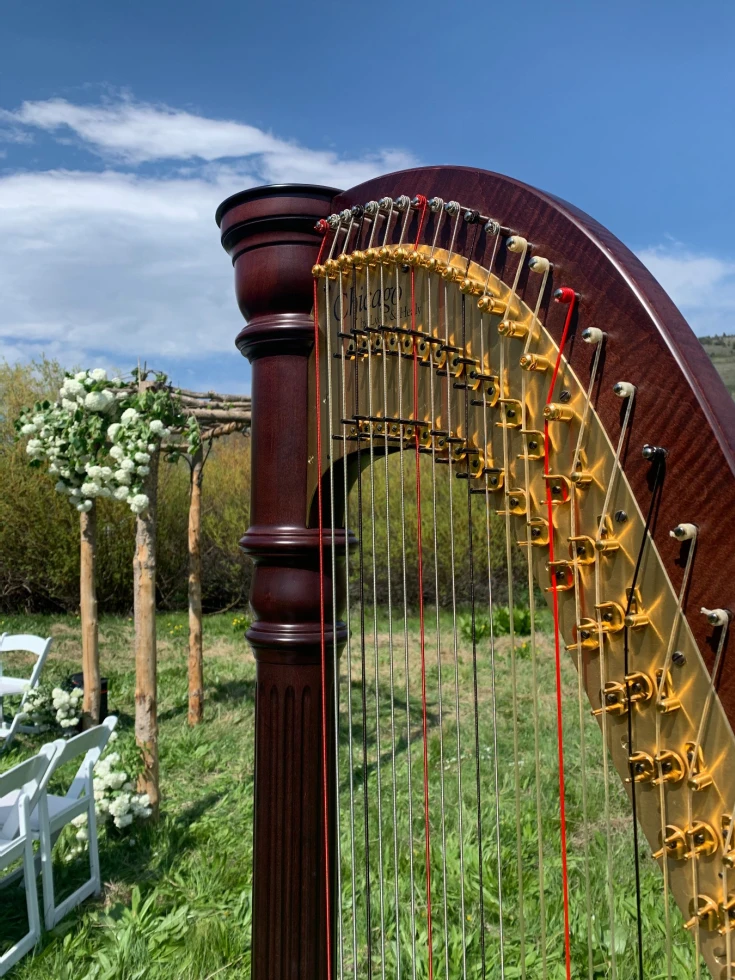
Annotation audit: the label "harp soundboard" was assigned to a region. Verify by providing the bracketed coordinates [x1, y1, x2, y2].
[217, 167, 735, 979]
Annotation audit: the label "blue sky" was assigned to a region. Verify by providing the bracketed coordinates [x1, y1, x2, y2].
[2, 0, 734, 393]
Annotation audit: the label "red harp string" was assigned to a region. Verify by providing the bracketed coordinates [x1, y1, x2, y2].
[544, 285, 577, 980]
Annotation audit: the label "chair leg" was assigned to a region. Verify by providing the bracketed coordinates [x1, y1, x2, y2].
[87, 792, 101, 897]
[37, 798, 56, 931]
[0, 802, 41, 977]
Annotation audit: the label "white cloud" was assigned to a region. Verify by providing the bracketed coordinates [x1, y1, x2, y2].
[637, 245, 735, 336]
[0, 96, 419, 387]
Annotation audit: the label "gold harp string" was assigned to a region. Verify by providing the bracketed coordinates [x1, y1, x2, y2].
[322, 230, 346, 980]
[394, 202, 420, 979]
[568, 331, 605, 980]
[654, 530, 697, 980]
[477, 230, 507, 977]
[498, 236, 529, 978]
[362, 212, 388, 979]
[377, 200, 404, 979]
[519, 259, 551, 980]
[592, 387, 635, 980]
[442, 207, 470, 980]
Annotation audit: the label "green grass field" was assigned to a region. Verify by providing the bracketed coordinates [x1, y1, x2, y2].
[0, 610, 704, 979]
[702, 334, 735, 394]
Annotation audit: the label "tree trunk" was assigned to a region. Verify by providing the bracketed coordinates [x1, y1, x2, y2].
[187, 447, 204, 725]
[134, 451, 160, 818]
[80, 504, 100, 728]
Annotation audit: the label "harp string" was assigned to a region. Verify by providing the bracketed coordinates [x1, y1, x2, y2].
[377, 200, 404, 979]
[336, 241, 360, 979]
[623, 454, 666, 980]
[520, 261, 551, 980]
[498, 239, 529, 977]
[313, 224, 334, 980]
[363, 216, 388, 979]
[542, 287, 576, 980]
[568, 331, 605, 980]
[655, 525, 697, 980]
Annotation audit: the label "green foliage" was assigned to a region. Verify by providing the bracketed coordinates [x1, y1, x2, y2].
[0, 360, 251, 613]
[459, 605, 532, 643]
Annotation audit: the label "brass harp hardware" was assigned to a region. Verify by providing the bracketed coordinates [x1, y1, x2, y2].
[685, 894, 720, 932]
[655, 668, 681, 715]
[497, 399, 523, 429]
[545, 474, 571, 504]
[594, 514, 620, 554]
[686, 742, 714, 791]
[519, 429, 544, 461]
[653, 824, 688, 861]
[624, 588, 650, 630]
[652, 749, 685, 785]
[568, 535, 596, 565]
[628, 750, 656, 783]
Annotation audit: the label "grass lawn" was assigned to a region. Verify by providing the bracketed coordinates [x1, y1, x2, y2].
[0, 609, 701, 978]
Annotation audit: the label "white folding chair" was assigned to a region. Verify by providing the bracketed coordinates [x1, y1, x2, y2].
[35, 716, 117, 930]
[0, 745, 56, 976]
[0, 635, 53, 749]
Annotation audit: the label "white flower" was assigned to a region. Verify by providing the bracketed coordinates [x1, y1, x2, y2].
[108, 731, 118, 742]
[62, 379, 84, 397]
[121, 408, 139, 422]
[111, 377, 122, 385]
[147, 444, 157, 453]
[113, 485, 130, 501]
[85, 390, 114, 412]
[134, 452, 150, 464]
[130, 494, 149, 515]
[33, 414, 45, 427]
[81, 482, 101, 498]
[74, 371, 88, 382]
[107, 423, 122, 441]
[77, 500, 93, 513]
[20, 422, 37, 435]
[137, 465, 150, 476]
[148, 419, 164, 434]
[114, 468, 132, 485]
[120, 458, 136, 471]
[62, 398, 77, 412]
[48, 463, 60, 475]
[55, 481, 69, 494]
[89, 368, 107, 382]
[109, 444, 124, 460]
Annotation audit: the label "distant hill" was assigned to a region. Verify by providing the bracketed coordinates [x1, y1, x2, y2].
[700, 335, 735, 395]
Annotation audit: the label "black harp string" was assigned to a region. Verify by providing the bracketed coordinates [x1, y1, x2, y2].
[460, 220, 488, 978]
[624, 449, 666, 980]
[349, 213, 373, 976]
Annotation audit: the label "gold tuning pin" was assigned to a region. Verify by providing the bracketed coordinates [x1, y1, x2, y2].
[519, 352, 551, 372]
[652, 749, 685, 785]
[653, 824, 687, 860]
[312, 264, 325, 278]
[459, 277, 482, 295]
[498, 318, 528, 339]
[337, 252, 353, 270]
[477, 293, 504, 314]
[441, 264, 460, 282]
[407, 250, 424, 267]
[685, 894, 720, 932]
[570, 468, 593, 488]
[325, 258, 340, 278]
[594, 514, 620, 554]
[543, 402, 574, 422]
[686, 742, 714, 791]
[685, 821, 719, 860]
[351, 250, 366, 270]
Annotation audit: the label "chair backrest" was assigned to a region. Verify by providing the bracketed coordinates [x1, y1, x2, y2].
[0, 742, 57, 840]
[40, 716, 118, 802]
[0, 634, 53, 689]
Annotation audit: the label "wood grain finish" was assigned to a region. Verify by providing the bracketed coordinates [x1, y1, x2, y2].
[217, 184, 343, 980]
[331, 166, 735, 722]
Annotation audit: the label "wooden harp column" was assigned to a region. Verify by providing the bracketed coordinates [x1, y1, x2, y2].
[216, 184, 345, 980]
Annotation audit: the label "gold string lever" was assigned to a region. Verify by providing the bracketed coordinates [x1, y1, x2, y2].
[592, 681, 628, 717]
[655, 668, 681, 715]
[593, 600, 626, 634]
[718, 895, 735, 936]
[628, 751, 656, 783]
[568, 535, 596, 566]
[517, 516, 548, 548]
[545, 561, 574, 593]
[518, 429, 544, 460]
[496, 399, 523, 429]
[686, 742, 714, 791]
[496, 489, 527, 516]
[653, 824, 688, 861]
[684, 894, 720, 932]
[544, 474, 571, 505]
[722, 813, 735, 869]
[566, 618, 601, 654]
[652, 749, 685, 785]
[685, 820, 719, 860]
[626, 671, 654, 705]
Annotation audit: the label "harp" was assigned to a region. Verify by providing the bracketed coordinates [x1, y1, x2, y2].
[216, 167, 735, 979]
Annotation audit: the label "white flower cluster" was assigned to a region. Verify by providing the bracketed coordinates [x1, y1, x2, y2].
[17, 684, 82, 731]
[17, 370, 173, 516]
[71, 745, 152, 842]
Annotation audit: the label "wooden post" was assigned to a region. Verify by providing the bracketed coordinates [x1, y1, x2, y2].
[217, 184, 347, 980]
[187, 445, 204, 725]
[79, 503, 100, 728]
[134, 450, 160, 817]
